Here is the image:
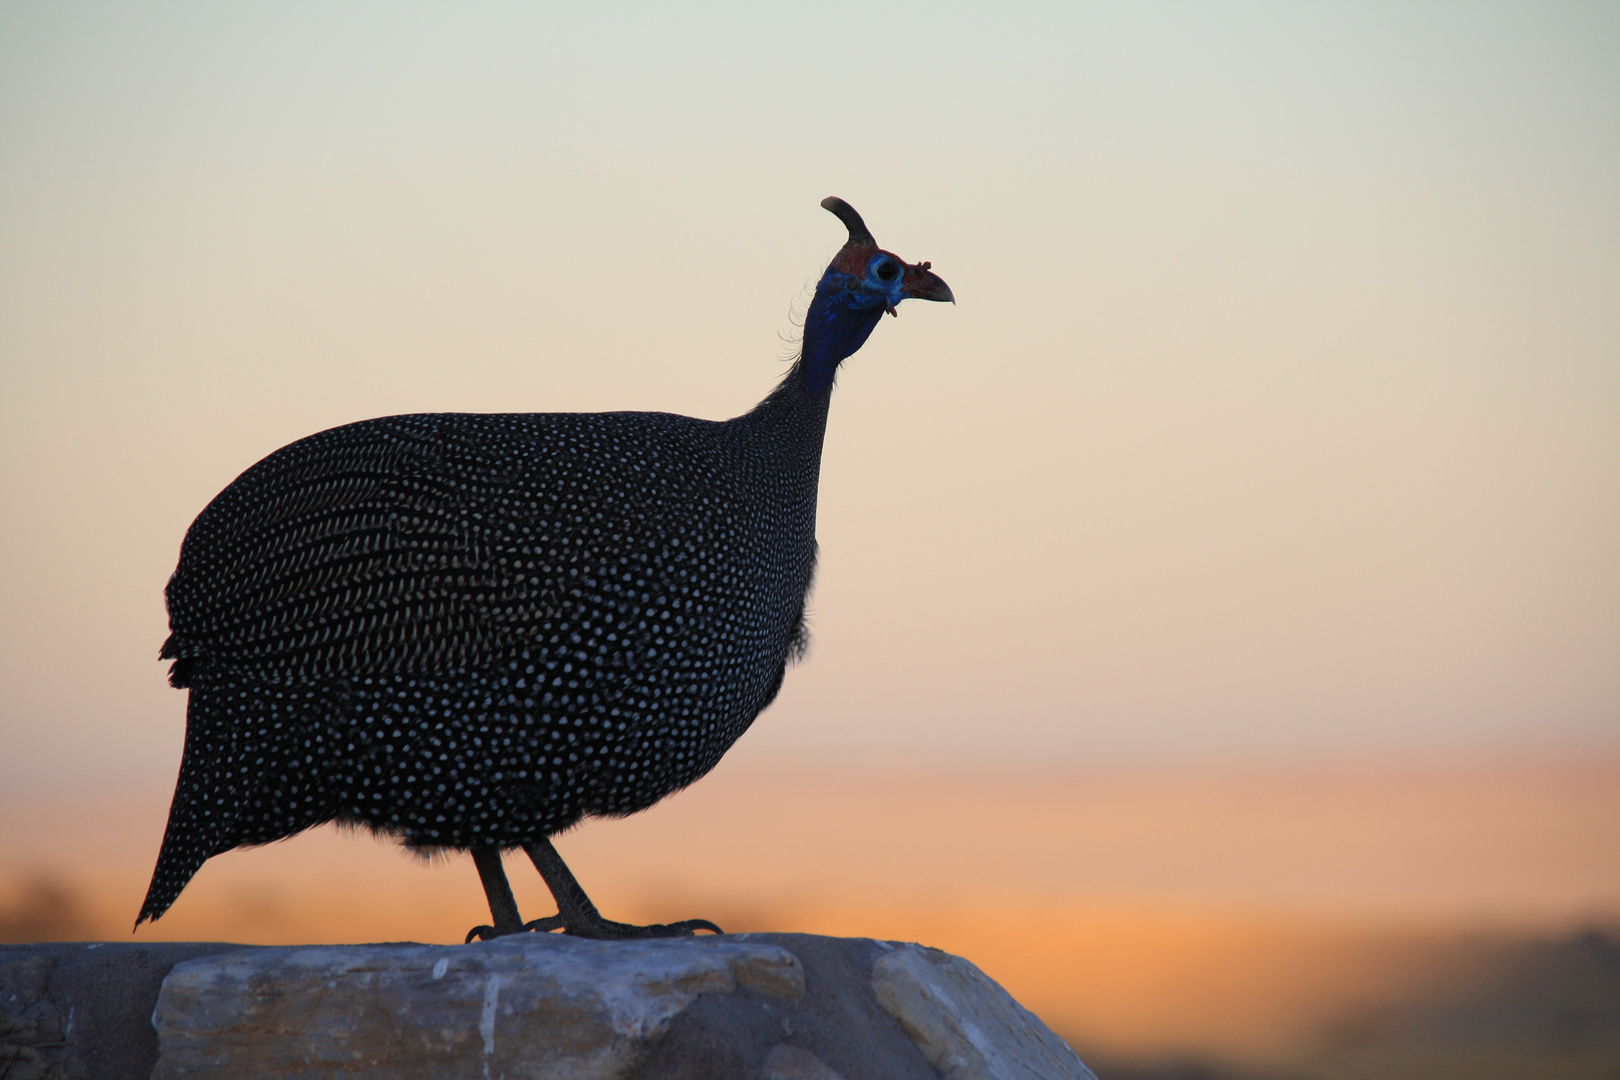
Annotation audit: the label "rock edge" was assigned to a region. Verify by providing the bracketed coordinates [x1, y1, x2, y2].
[1, 934, 1095, 1080]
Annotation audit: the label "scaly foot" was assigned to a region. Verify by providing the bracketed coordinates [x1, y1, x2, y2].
[523, 837, 722, 939]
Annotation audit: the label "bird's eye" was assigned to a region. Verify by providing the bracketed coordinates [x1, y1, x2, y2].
[874, 260, 899, 283]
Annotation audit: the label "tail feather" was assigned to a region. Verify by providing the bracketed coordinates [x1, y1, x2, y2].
[137, 668, 338, 927]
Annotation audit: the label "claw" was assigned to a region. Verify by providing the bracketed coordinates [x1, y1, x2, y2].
[556, 914, 723, 940]
[669, 918, 724, 936]
[465, 924, 498, 944]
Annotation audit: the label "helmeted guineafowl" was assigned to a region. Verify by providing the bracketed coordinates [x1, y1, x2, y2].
[137, 197, 953, 940]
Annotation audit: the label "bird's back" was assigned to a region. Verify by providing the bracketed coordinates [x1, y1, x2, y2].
[163, 408, 813, 694]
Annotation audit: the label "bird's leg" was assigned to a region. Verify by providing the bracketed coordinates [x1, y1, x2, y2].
[464, 845, 530, 943]
[520, 836, 722, 939]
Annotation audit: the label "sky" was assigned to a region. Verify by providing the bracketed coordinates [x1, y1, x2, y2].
[1, 1, 1617, 789]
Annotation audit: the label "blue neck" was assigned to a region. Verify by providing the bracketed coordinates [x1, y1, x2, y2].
[795, 267, 886, 397]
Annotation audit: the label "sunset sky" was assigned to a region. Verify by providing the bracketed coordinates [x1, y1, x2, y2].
[3, 11, 1617, 1073]
[2, 2, 1616, 788]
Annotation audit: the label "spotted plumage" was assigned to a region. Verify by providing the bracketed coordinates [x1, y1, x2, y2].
[138, 198, 952, 934]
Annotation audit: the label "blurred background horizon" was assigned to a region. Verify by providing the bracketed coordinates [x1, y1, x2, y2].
[3, 2, 1618, 1077]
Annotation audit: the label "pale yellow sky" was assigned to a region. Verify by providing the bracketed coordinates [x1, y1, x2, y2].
[1, 2, 1617, 787]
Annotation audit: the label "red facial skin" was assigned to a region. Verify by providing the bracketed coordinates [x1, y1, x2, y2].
[828, 245, 954, 316]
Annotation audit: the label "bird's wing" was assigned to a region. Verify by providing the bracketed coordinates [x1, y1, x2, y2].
[160, 412, 722, 685]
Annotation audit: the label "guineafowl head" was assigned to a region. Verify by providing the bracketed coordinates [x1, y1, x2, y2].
[798, 197, 953, 394]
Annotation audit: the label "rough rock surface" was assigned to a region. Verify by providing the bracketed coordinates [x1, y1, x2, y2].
[0, 942, 243, 1080]
[872, 942, 1096, 1080]
[0, 934, 1094, 1080]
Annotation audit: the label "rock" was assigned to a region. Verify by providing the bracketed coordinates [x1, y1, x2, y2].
[760, 1044, 849, 1080]
[0, 942, 248, 1080]
[151, 935, 802, 1079]
[1, 934, 1094, 1080]
[872, 943, 1098, 1080]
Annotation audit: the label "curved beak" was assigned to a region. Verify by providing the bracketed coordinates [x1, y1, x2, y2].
[902, 261, 955, 304]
